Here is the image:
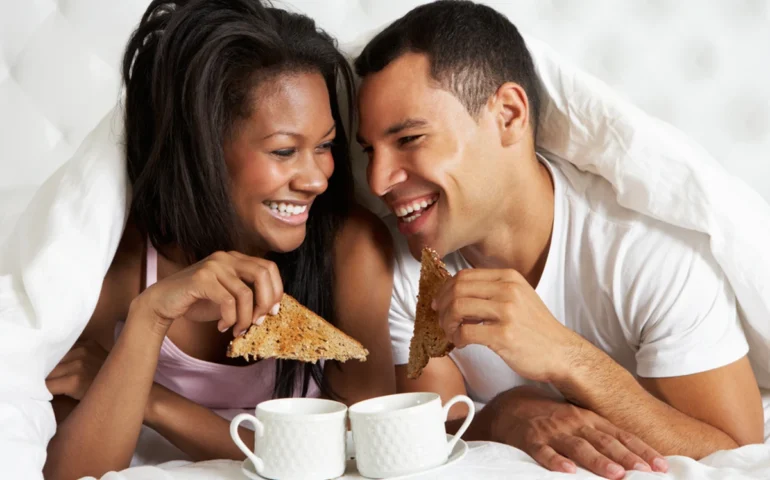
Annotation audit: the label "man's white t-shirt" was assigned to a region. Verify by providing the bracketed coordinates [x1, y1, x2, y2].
[387, 156, 749, 405]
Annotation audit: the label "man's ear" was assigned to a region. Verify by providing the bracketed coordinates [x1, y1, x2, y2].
[492, 82, 530, 147]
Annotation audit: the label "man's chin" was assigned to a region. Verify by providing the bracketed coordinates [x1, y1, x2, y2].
[407, 236, 444, 261]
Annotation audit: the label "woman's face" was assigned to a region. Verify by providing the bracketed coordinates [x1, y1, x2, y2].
[224, 71, 336, 254]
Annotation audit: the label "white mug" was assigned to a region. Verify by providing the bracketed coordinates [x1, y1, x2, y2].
[349, 392, 475, 478]
[230, 398, 347, 480]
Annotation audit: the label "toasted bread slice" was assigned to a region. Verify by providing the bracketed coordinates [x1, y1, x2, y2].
[407, 247, 454, 379]
[227, 294, 368, 363]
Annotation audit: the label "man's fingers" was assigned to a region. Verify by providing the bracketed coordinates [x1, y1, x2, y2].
[528, 443, 576, 474]
[607, 428, 668, 473]
[437, 297, 501, 342]
[451, 322, 507, 349]
[579, 427, 651, 473]
[551, 435, 626, 480]
[433, 280, 509, 312]
[453, 268, 524, 283]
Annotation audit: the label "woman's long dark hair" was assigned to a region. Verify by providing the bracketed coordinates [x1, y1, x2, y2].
[121, 0, 355, 399]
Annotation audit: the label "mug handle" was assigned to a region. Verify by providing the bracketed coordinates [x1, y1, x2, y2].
[441, 395, 476, 455]
[230, 413, 265, 473]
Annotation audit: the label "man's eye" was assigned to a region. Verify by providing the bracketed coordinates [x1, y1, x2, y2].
[398, 135, 423, 146]
[272, 148, 296, 158]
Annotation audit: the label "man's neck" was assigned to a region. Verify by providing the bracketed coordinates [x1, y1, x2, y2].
[459, 158, 555, 289]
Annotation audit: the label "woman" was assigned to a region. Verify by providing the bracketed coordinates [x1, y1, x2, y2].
[42, 1, 396, 478]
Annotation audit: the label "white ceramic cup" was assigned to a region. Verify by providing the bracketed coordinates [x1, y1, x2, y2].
[348, 392, 475, 478]
[230, 398, 347, 480]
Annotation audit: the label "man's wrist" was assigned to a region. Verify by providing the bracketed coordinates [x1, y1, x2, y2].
[550, 339, 631, 409]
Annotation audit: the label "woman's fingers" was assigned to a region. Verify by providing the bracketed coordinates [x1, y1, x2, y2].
[189, 268, 237, 333]
[229, 252, 284, 318]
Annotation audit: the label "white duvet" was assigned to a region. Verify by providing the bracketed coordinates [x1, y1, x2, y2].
[0, 32, 769, 479]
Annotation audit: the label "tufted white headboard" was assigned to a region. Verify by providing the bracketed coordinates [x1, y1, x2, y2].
[1, 0, 768, 213]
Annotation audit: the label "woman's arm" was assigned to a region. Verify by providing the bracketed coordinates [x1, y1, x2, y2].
[324, 207, 397, 405]
[144, 384, 254, 461]
[44, 301, 167, 480]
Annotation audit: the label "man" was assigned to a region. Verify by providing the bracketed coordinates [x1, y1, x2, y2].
[354, 1, 764, 479]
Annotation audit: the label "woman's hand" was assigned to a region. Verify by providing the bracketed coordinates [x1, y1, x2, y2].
[134, 250, 284, 336]
[46, 339, 109, 401]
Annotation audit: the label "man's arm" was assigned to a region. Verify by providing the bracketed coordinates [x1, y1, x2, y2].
[434, 262, 763, 460]
[555, 349, 763, 457]
[397, 356, 666, 479]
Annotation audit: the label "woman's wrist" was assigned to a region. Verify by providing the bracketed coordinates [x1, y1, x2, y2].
[126, 295, 173, 339]
[145, 383, 165, 428]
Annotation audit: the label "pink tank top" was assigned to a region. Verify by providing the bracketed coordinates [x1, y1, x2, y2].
[115, 239, 319, 410]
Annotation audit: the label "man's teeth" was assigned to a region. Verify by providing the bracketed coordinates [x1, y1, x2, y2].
[396, 197, 436, 219]
[265, 202, 308, 217]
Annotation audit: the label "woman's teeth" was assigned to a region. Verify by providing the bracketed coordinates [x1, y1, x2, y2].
[265, 202, 307, 217]
[396, 197, 437, 223]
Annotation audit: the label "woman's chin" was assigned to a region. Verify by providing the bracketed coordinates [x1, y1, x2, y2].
[262, 230, 306, 254]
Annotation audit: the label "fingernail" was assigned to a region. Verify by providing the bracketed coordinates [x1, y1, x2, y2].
[270, 303, 280, 316]
[634, 462, 651, 472]
[219, 325, 229, 333]
[254, 315, 265, 325]
[653, 458, 668, 472]
[607, 463, 624, 477]
[560, 461, 576, 473]
[235, 329, 247, 337]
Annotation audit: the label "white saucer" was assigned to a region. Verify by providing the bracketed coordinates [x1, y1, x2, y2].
[241, 434, 469, 479]
[386, 434, 469, 480]
[241, 458, 267, 480]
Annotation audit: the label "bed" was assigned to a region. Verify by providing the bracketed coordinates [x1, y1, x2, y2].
[1, 1, 769, 479]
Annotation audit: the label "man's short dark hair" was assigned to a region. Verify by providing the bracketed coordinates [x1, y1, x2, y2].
[355, 0, 540, 135]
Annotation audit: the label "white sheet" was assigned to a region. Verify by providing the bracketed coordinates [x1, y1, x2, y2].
[0, 106, 129, 479]
[1, 31, 768, 480]
[92, 440, 770, 480]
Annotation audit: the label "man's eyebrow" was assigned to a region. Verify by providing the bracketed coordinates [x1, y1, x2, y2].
[384, 118, 429, 136]
[357, 118, 429, 145]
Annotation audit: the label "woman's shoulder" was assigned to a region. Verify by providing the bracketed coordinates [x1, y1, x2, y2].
[81, 222, 145, 348]
[334, 204, 394, 266]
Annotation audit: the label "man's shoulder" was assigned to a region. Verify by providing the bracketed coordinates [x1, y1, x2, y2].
[549, 157, 718, 300]
[550, 157, 709, 263]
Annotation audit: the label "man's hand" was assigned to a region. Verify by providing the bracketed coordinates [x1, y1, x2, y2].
[433, 268, 581, 383]
[489, 387, 668, 479]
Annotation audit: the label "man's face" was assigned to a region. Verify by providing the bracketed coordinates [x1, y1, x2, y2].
[357, 53, 511, 259]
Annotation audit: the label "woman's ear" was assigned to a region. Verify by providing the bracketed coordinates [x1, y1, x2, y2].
[493, 82, 530, 147]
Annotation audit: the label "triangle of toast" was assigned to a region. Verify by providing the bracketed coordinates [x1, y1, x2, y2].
[407, 247, 454, 379]
[227, 294, 368, 363]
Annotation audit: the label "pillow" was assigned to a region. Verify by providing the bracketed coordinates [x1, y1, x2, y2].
[0, 104, 129, 477]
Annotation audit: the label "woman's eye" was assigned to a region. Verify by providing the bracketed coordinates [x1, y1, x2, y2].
[398, 135, 423, 147]
[272, 148, 296, 158]
[316, 141, 335, 152]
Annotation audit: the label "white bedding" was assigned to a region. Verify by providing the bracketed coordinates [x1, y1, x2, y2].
[1, 4, 769, 480]
[93, 437, 770, 480]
